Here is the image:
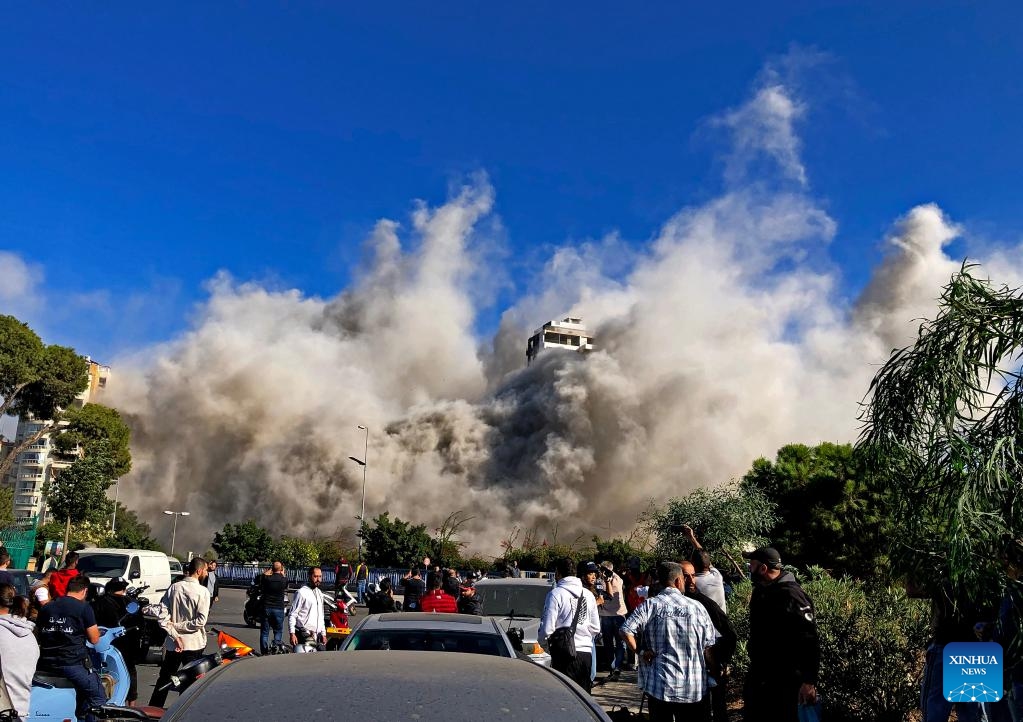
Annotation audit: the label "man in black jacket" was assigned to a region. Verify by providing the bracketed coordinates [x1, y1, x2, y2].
[742, 547, 819, 722]
[681, 561, 735, 721]
[92, 579, 140, 706]
[402, 568, 426, 611]
[457, 580, 483, 615]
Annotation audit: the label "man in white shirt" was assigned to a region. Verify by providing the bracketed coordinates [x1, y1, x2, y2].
[683, 525, 728, 613]
[150, 557, 211, 708]
[289, 567, 326, 652]
[538, 558, 600, 692]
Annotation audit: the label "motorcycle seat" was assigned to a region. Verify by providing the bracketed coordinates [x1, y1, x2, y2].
[33, 674, 77, 689]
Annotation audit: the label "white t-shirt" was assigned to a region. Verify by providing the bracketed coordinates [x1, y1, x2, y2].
[32, 586, 49, 605]
[695, 567, 727, 613]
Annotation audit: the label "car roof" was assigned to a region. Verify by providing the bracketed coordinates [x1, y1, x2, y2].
[166, 651, 610, 721]
[355, 612, 494, 632]
[76, 549, 165, 556]
[475, 577, 553, 586]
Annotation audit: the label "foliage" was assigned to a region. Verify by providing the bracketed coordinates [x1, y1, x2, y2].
[499, 525, 583, 571]
[34, 519, 116, 555]
[109, 504, 163, 551]
[362, 512, 433, 568]
[272, 536, 320, 568]
[0, 486, 14, 530]
[45, 441, 117, 525]
[311, 529, 359, 565]
[729, 570, 930, 722]
[431, 510, 473, 568]
[0, 316, 89, 481]
[57, 404, 132, 478]
[645, 481, 777, 576]
[590, 536, 655, 573]
[461, 553, 494, 572]
[858, 265, 1023, 599]
[740, 443, 888, 577]
[211, 520, 275, 563]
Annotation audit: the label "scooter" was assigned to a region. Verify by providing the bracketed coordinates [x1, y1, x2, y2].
[28, 602, 164, 722]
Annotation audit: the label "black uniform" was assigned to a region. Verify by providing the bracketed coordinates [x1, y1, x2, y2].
[403, 577, 425, 611]
[687, 589, 736, 722]
[457, 593, 483, 615]
[744, 571, 819, 722]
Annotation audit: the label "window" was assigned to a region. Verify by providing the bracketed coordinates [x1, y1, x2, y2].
[128, 557, 141, 578]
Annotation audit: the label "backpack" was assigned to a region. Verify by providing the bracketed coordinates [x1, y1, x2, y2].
[546, 591, 584, 667]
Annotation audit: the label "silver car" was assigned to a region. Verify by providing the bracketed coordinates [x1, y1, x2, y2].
[164, 650, 611, 721]
[340, 612, 518, 658]
[474, 577, 554, 667]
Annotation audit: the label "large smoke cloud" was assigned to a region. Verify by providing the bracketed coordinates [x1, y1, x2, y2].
[108, 61, 1018, 554]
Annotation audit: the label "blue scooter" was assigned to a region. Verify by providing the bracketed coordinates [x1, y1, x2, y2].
[28, 602, 156, 721]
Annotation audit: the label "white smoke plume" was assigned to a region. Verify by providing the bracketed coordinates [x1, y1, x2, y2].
[108, 61, 1022, 554]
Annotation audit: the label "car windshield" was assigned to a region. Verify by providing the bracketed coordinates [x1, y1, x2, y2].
[76, 554, 128, 577]
[478, 585, 549, 618]
[346, 630, 510, 657]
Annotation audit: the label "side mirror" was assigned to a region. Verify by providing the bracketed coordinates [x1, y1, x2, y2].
[130, 570, 141, 580]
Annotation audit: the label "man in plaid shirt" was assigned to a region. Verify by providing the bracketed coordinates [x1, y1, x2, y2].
[621, 562, 718, 721]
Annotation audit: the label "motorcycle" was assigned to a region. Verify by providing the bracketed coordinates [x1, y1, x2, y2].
[28, 602, 164, 722]
[124, 584, 167, 664]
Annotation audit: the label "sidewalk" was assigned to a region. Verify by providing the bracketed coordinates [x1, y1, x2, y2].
[591, 668, 643, 714]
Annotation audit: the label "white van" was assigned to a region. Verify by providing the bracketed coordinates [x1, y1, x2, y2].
[76, 549, 173, 597]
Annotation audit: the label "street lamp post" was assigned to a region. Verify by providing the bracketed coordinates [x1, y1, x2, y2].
[163, 510, 190, 556]
[348, 425, 369, 561]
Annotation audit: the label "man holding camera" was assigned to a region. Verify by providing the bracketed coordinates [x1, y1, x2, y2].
[597, 561, 627, 680]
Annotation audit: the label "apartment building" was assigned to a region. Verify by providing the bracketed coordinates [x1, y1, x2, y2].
[525, 316, 595, 365]
[5, 359, 111, 523]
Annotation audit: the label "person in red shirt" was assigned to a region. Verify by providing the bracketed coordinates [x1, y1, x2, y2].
[48, 551, 80, 598]
[420, 575, 457, 613]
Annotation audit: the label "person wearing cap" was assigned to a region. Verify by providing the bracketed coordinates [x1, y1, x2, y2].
[597, 561, 627, 681]
[92, 578, 140, 706]
[621, 562, 718, 721]
[457, 579, 483, 615]
[578, 561, 604, 684]
[538, 557, 601, 692]
[742, 546, 819, 722]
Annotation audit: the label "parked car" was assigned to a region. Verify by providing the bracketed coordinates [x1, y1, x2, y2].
[340, 612, 517, 658]
[6, 570, 41, 597]
[474, 577, 554, 666]
[164, 650, 611, 721]
[167, 556, 184, 583]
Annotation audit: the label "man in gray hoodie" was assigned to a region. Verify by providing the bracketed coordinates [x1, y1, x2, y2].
[0, 582, 39, 718]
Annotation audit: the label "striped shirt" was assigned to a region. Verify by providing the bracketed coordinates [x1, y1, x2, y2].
[621, 586, 717, 704]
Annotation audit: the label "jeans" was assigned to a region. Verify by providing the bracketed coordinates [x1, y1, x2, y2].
[57, 663, 107, 722]
[921, 643, 981, 722]
[149, 648, 204, 708]
[261, 606, 286, 653]
[357, 579, 367, 603]
[600, 615, 625, 671]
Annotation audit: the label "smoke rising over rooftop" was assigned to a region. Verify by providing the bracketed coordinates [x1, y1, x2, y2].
[108, 60, 1021, 553]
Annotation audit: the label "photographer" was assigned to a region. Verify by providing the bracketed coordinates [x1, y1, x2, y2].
[597, 561, 626, 680]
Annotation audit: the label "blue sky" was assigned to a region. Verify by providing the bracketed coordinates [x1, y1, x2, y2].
[2, 2, 1023, 356]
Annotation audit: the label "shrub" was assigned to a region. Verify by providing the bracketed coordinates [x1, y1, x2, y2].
[729, 567, 930, 722]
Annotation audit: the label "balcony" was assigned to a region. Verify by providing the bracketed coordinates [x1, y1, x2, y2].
[18, 455, 44, 466]
[18, 471, 43, 480]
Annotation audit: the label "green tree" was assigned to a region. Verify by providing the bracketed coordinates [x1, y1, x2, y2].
[211, 520, 275, 562]
[272, 536, 320, 567]
[0, 316, 89, 481]
[0, 486, 14, 530]
[362, 512, 433, 568]
[646, 481, 777, 577]
[57, 404, 132, 478]
[859, 264, 1023, 598]
[45, 441, 118, 525]
[591, 536, 655, 573]
[108, 504, 163, 551]
[740, 443, 888, 577]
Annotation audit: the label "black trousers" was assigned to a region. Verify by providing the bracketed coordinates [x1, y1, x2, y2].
[648, 694, 711, 722]
[743, 674, 801, 722]
[149, 649, 203, 708]
[553, 650, 593, 693]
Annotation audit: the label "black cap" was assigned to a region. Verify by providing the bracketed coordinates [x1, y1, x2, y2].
[105, 578, 130, 593]
[742, 547, 782, 568]
[577, 560, 600, 575]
